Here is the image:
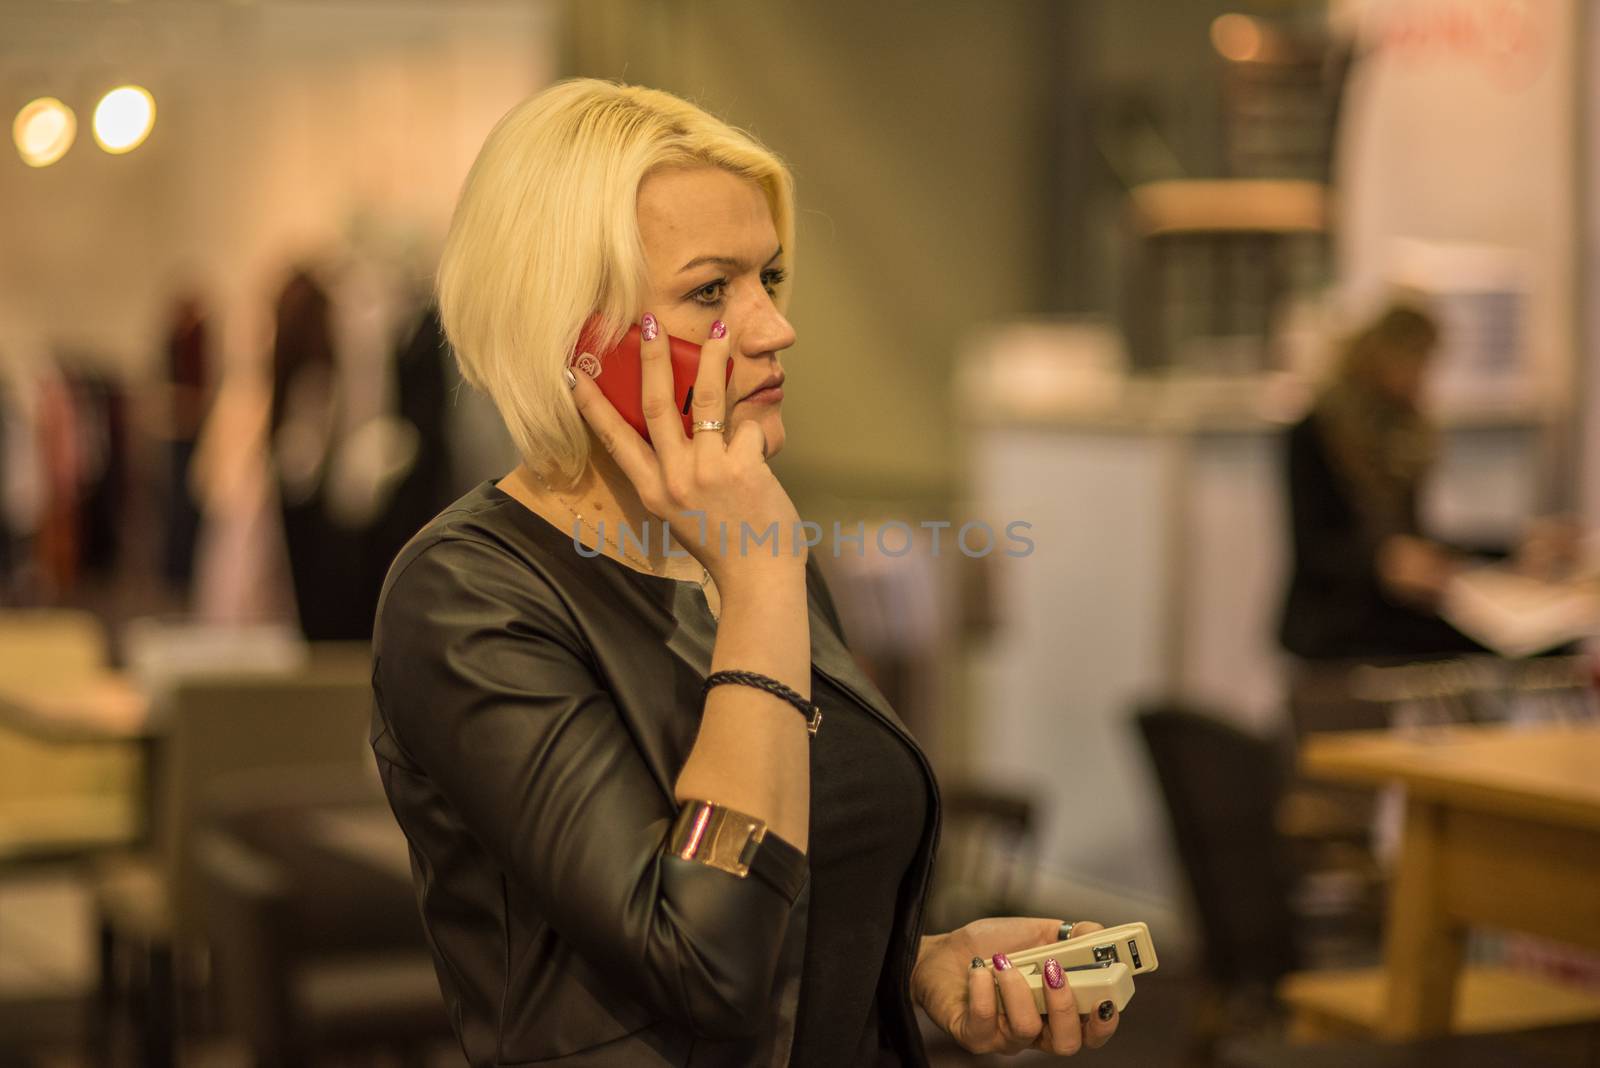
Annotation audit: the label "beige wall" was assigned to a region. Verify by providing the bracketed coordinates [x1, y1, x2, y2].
[1333, 0, 1576, 409]
[1, 0, 558, 383]
[565, 0, 1060, 520]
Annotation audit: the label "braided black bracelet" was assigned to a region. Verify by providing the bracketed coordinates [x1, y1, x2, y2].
[702, 669, 822, 736]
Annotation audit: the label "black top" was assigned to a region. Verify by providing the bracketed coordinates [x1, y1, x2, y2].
[1278, 411, 1486, 661]
[369, 479, 940, 1066]
[793, 670, 927, 1065]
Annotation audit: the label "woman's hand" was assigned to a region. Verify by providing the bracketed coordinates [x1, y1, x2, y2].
[569, 312, 806, 595]
[912, 917, 1121, 1056]
[1514, 515, 1584, 580]
[1376, 534, 1459, 608]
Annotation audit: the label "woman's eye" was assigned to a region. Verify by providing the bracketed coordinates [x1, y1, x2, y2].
[688, 270, 785, 306]
[691, 281, 726, 305]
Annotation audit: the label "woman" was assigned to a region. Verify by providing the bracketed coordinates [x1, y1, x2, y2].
[370, 79, 1123, 1065]
[1278, 300, 1486, 660]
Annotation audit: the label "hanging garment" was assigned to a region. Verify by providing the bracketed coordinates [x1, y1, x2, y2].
[189, 368, 297, 627]
[163, 295, 211, 590]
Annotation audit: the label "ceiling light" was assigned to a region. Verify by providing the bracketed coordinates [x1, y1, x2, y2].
[93, 84, 156, 154]
[13, 97, 77, 167]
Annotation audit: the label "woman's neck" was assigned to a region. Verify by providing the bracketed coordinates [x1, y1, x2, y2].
[499, 454, 701, 580]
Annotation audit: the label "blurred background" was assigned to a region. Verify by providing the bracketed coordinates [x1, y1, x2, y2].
[5, 0, 1600, 1065]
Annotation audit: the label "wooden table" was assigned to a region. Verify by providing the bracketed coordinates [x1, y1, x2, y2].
[1299, 722, 1600, 1039]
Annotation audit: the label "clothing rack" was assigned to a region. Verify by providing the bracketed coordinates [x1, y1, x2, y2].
[0, 355, 131, 603]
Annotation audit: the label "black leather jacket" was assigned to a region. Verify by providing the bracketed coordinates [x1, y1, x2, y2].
[369, 483, 942, 1065]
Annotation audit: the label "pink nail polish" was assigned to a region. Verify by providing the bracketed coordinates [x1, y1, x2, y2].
[1044, 957, 1065, 990]
[709, 320, 726, 340]
[641, 313, 659, 342]
[992, 953, 1011, 972]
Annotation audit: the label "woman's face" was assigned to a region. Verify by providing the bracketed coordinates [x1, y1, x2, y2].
[636, 165, 796, 458]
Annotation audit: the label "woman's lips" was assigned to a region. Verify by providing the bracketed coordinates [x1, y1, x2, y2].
[740, 385, 783, 405]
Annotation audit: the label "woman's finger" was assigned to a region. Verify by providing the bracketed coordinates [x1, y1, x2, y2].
[1035, 957, 1084, 1056]
[569, 364, 667, 508]
[726, 416, 767, 464]
[992, 956, 1043, 1050]
[962, 957, 1002, 1052]
[1082, 995, 1120, 1050]
[691, 320, 733, 460]
[1065, 920, 1104, 940]
[637, 312, 689, 464]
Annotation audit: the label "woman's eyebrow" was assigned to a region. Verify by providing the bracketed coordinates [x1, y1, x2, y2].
[676, 246, 784, 275]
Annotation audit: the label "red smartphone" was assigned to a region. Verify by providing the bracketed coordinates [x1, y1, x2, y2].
[573, 321, 732, 444]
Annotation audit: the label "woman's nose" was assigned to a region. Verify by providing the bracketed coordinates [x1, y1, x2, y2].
[738, 291, 797, 357]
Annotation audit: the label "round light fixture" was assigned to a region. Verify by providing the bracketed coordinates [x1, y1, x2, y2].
[13, 97, 77, 167]
[1210, 14, 1263, 63]
[92, 85, 156, 154]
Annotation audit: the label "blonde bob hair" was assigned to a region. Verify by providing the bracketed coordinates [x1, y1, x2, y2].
[435, 78, 797, 488]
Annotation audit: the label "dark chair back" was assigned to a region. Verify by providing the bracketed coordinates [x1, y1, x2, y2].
[923, 784, 1037, 934]
[161, 665, 378, 949]
[1134, 703, 1300, 990]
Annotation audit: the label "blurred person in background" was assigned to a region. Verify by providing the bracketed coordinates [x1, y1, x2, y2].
[1278, 299, 1553, 661]
[370, 78, 1124, 1065]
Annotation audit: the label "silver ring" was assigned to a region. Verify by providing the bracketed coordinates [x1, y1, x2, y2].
[1058, 921, 1077, 942]
[691, 419, 726, 434]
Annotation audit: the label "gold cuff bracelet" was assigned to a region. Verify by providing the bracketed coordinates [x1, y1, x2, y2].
[668, 799, 769, 878]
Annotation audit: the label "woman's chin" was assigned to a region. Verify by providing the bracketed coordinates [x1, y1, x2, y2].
[757, 413, 785, 459]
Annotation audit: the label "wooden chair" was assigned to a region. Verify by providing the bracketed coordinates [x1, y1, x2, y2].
[0, 609, 140, 864]
[92, 649, 376, 1066]
[197, 770, 449, 1067]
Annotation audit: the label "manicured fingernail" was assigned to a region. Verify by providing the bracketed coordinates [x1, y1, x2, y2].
[709, 320, 726, 340]
[1098, 1000, 1114, 1021]
[1044, 957, 1065, 990]
[970, 956, 985, 970]
[992, 953, 1011, 971]
[562, 367, 576, 390]
[641, 313, 659, 341]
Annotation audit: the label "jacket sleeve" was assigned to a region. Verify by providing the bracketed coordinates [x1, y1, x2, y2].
[372, 535, 809, 1040]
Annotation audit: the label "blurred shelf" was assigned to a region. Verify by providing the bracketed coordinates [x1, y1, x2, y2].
[957, 369, 1563, 436]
